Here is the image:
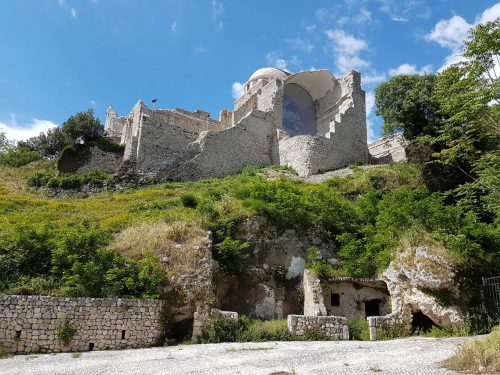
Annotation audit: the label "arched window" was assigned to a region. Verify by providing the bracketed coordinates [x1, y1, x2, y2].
[282, 83, 316, 136]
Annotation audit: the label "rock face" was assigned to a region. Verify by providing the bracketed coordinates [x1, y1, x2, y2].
[215, 217, 335, 319]
[381, 240, 465, 327]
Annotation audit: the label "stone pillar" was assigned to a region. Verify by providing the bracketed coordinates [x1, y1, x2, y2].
[368, 317, 377, 341]
[303, 269, 327, 316]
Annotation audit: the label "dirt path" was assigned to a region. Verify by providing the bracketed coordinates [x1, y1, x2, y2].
[0, 336, 475, 375]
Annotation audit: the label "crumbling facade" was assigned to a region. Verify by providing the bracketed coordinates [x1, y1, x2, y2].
[105, 67, 369, 180]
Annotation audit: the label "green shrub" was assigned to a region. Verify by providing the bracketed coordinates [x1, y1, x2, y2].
[213, 237, 250, 275]
[82, 169, 111, 187]
[202, 315, 243, 343]
[202, 316, 291, 343]
[26, 170, 54, 187]
[57, 174, 84, 189]
[56, 317, 76, 345]
[180, 193, 199, 208]
[348, 317, 370, 340]
[93, 138, 125, 153]
[376, 323, 410, 340]
[240, 319, 291, 342]
[0, 148, 41, 167]
[305, 246, 334, 279]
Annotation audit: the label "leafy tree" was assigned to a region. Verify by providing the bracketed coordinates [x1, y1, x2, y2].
[60, 108, 104, 143]
[0, 129, 12, 153]
[18, 109, 103, 158]
[19, 127, 70, 158]
[0, 147, 41, 167]
[375, 74, 444, 139]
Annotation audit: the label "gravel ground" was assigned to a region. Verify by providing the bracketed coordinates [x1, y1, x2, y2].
[0, 336, 476, 375]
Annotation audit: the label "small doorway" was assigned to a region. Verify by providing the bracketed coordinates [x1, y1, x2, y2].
[365, 299, 381, 317]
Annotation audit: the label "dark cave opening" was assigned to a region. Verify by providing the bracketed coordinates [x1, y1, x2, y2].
[411, 311, 438, 333]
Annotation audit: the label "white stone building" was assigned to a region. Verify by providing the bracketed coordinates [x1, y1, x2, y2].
[105, 67, 370, 181]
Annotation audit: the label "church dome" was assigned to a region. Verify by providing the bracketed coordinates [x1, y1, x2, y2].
[248, 67, 290, 83]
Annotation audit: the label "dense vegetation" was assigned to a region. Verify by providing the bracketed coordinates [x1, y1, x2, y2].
[0, 20, 498, 309]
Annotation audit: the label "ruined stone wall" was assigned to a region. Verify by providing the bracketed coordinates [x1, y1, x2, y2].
[75, 146, 123, 174]
[326, 71, 369, 165]
[315, 86, 341, 136]
[122, 101, 145, 161]
[105, 107, 127, 138]
[303, 269, 327, 316]
[278, 135, 329, 176]
[233, 93, 258, 125]
[323, 280, 391, 319]
[368, 134, 408, 163]
[0, 295, 166, 354]
[156, 110, 275, 181]
[219, 109, 233, 127]
[287, 315, 349, 339]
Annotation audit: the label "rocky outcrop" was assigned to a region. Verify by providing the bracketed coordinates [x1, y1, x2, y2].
[381, 238, 465, 327]
[215, 217, 335, 319]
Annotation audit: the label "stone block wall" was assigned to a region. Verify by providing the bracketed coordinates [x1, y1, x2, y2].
[75, 146, 123, 174]
[368, 134, 408, 163]
[0, 295, 166, 354]
[367, 312, 407, 341]
[287, 315, 349, 340]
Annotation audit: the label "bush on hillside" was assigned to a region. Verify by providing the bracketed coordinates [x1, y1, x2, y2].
[0, 148, 41, 167]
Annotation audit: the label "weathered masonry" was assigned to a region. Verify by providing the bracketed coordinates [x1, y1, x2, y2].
[105, 67, 372, 181]
[0, 295, 166, 354]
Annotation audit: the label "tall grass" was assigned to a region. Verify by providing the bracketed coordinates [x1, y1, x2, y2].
[443, 326, 500, 373]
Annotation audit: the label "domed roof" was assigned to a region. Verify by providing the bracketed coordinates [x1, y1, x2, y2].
[247, 67, 290, 83]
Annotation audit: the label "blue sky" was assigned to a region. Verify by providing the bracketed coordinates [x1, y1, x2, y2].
[1, 0, 499, 142]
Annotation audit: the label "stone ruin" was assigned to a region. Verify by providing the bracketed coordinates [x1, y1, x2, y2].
[104, 67, 376, 181]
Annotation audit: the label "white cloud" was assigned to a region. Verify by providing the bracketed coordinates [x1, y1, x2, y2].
[425, 3, 500, 71]
[0, 116, 58, 142]
[58, 0, 65, 6]
[365, 91, 377, 142]
[477, 3, 500, 24]
[193, 46, 210, 54]
[426, 15, 471, 50]
[325, 29, 370, 72]
[363, 72, 387, 85]
[171, 21, 177, 32]
[388, 63, 433, 76]
[211, 1, 224, 30]
[90, 100, 96, 106]
[315, 8, 329, 22]
[305, 24, 316, 32]
[231, 82, 244, 100]
[337, 7, 372, 26]
[266, 51, 288, 71]
[391, 16, 408, 23]
[326, 29, 367, 55]
[285, 38, 314, 53]
[378, 0, 431, 23]
[70, 7, 77, 18]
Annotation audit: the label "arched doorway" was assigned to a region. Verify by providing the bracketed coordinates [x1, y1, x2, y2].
[282, 83, 317, 136]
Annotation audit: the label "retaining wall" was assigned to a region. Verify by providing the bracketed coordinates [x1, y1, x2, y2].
[0, 295, 166, 354]
[287, 315, 349, 340]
